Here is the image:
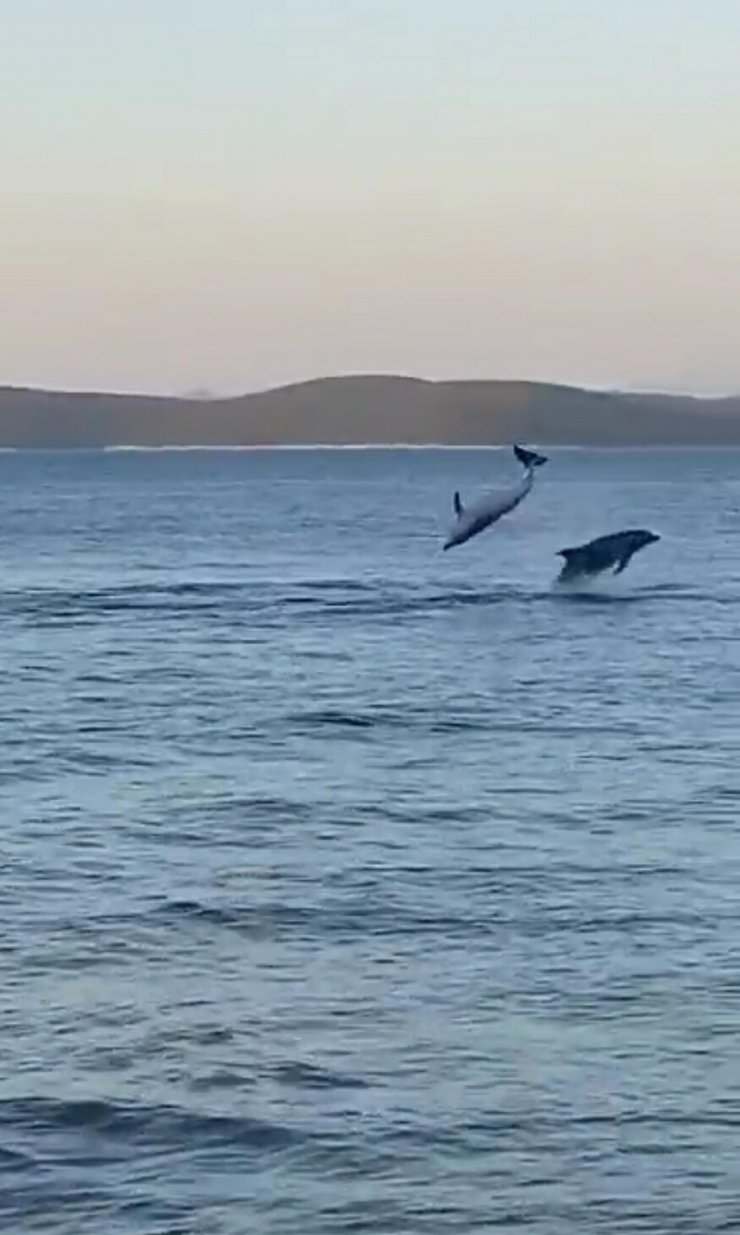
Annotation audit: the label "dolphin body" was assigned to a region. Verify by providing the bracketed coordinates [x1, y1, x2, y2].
[556, 529, 660, 583]
[443, 445, 548, 551]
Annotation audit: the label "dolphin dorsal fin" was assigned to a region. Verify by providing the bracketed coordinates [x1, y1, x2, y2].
[453, 491, 464, 517]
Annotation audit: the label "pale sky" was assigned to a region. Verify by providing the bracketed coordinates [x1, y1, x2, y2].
[2, 0, 739, 395]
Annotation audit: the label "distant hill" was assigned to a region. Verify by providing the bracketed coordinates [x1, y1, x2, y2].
[1, 375, 740, 448]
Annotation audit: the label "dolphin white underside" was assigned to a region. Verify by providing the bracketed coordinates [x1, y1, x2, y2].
[444, 472, 534, 550]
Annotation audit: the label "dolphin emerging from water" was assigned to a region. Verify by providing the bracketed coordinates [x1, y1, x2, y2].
[443, 444, 548, 551]
[556, 528, 660, 583]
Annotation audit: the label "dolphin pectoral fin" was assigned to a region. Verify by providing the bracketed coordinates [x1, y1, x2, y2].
[453, 491, 463, 517]
[614, 555, 630, 575]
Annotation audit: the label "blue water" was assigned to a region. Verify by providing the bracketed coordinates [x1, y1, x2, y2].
[1, 447, 739, 1233]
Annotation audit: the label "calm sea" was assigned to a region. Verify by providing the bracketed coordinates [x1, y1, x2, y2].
[1, 447, 739, 1234]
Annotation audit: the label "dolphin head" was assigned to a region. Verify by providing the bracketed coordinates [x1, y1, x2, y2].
[632, 529, 660, 549]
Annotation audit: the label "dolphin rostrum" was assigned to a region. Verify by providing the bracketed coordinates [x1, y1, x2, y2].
[556, 529, 660, 583]
[443, 444, 548, 551]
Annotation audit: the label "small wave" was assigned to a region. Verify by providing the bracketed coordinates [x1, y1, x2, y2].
[151, 895, 492, 943]
[283, 705, 481, 735]
[272, 1061, 369, 1091]
[189, 1071, 252, 1095]
[280, 705, 631, 739]
[288, 709, 378, 730]
[293, 587, 540, 619]
[0, 1097, 299, 1155]
[0, 1146, 36, 1171]
[551, 590, 646, 606]
[1, 577, 724, 629]
[153, 898, 313, 938]
[0, 578, 381, 622]
[289, 578, 376, 593]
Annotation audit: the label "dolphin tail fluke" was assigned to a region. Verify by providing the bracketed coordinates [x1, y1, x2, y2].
[514, 444, 548, 470]
[453, 491, 463, 517]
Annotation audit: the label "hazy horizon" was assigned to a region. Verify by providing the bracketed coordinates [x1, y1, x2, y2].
[3, 1, 739, 397]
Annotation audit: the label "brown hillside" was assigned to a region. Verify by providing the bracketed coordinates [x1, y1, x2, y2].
[0, 375, 739, 447]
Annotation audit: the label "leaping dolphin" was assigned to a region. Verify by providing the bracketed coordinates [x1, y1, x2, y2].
[443, 444, 548, 551]
[556, 529, 660, 583]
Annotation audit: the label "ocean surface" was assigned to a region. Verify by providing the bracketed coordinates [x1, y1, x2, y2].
[1, 446, 739, 1234]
